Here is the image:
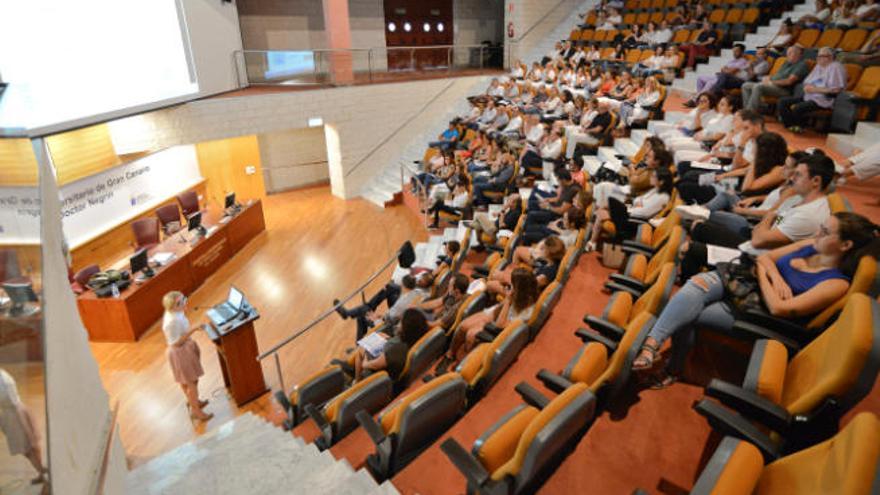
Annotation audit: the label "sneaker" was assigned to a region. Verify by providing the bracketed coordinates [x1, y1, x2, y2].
[333, 299, 349, 319]
[648, 217, 664, 228]
[674, 204, 710, 222]
[584, 241, 597, 253]
[682, 99, 697, 108]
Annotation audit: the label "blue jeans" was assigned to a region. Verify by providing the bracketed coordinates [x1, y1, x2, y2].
[708, 210, 751, 237]
[648, 271, 736, 374]
[704, 190, 740, 212]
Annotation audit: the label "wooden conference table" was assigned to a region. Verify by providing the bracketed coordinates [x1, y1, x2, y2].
[77, 200, 266, 342]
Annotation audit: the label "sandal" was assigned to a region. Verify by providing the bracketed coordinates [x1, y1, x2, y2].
[631, 342, 659, 371]
[649, 373, 678, 390]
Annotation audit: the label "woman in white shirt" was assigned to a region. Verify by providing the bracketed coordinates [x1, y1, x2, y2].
[162, 291, 213, 421]
[452, 268, 539, 360]
[0, 369, 46, 484]
[587, 168, 673, 250]
[829, 3, 857, 27]
[657, 93, 716, 139]
[619, 76, 662, 126]
[664, 95, 734, 153]
[857, 0, 880, 21]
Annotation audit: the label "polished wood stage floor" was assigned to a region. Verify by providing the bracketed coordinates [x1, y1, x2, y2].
[88, 186, 427, 467]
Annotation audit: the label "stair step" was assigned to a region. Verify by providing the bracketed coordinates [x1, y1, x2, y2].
[854, 122, 880, 143]
[827, 133, 871, 158]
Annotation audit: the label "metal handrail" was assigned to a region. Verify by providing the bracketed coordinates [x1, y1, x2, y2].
[256, 248, 403, 392]
[234, 43, 501, 87]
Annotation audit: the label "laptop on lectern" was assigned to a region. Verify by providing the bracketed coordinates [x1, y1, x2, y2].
[207, 286, 246, 327]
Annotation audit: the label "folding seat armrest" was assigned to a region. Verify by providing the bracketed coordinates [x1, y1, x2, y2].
[514, 381, 551, 409]
[304, 404, 333, 446]
[627, 217, 648, 225]
[621, 240, 654, 256]
[731, 320, 801, 354]
[575, 328, 618, 353]
[608, 274, 647, 292]
[536, 369, 573, 394]
[486, 245, 505, 253]
[693, 399, 780, 462]
[472, 266, 490, 278]
[273, 391, 295, 430]
[440, 439, 491, 488]
[475, 330, 497, 343]
[740, 309, 811, 344]
[483, 322, 503, 337]
[704, 379, 791, 434]
[603, 281, 644, 300]
[356, 410, 387, 445]
[582, 316, 626, 339]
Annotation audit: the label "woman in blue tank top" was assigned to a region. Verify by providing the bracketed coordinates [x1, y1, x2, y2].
[632, 212, 880, 387]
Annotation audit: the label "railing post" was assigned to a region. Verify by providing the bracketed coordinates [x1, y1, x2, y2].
[368, 49, 374, 83]
[447, 47, 452, 73]
[479, 45, 484, 69]
[274, 353, 285, 393]
[410, 48, 416, 71]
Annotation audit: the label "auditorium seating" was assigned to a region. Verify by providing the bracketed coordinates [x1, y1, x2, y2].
[439, 383, 597, 495]
[605, 225, 685, 296]
[538, 311, 656, 405]
[583, 261, 675, 339]
[456, 320, 530, 401]
[305, 371, 393, 450]
[694, 294, 880, 459]
[275, 365, 346, 429]
[690, 412, 880, 494]
[357, 373, 468, 480]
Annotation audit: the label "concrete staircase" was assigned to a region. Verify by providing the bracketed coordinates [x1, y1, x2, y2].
[390, 223, 474, 283]
[358, 77, 490, 208]
[524, 1, 595, 66]
[671, 2, 815, 97]
[827, 121, 880, 158]
[126, 412, 398, 495]
[358, 1, 595, 209]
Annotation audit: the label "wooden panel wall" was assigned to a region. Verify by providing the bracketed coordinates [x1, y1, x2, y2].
[0, 139, 39, 187]
[195, 135, 266, 207]
[46, 123, 121, 186]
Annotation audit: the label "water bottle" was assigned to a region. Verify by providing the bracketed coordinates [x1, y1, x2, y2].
[111, 283, 120, 298]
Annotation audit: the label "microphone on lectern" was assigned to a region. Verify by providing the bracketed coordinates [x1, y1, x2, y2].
[398, 241, 416, 268]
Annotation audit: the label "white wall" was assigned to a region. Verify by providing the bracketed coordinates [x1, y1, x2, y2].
[181, 0, 245, 95]
[32, 140, 128, 495]
[107, 75, 490, 198]
[258, 127, 329, 192]
[504, 0, 584, 66]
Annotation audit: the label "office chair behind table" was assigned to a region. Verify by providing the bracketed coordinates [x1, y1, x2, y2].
[176, 191, 200, 218]
[131, 217, 161, 251]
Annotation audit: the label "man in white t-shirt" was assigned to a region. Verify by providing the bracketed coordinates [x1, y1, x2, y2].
[679, 153, 835, 278]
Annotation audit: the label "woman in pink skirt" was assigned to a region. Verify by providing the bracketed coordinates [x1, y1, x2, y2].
[162, 291, 213, 421]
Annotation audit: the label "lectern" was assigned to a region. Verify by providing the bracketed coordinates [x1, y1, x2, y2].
[206, 306, 267, 406]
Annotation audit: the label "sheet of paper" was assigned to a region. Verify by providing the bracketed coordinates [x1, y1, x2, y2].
[150, 252, 175, 266]
[519, 187, 533, 200]
[707, 244, 743, 266]
[692, 161, 724, 171]
[357, 332, 387, 358]
[583, 159, 602, 176]
[603, 160, 623, 174]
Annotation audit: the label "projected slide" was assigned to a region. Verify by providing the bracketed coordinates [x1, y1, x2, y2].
[0, 0, 198, 132]
[264, 51, 317, 81]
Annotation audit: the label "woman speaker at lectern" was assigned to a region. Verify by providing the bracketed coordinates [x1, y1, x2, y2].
[162, 291, 213, 422]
